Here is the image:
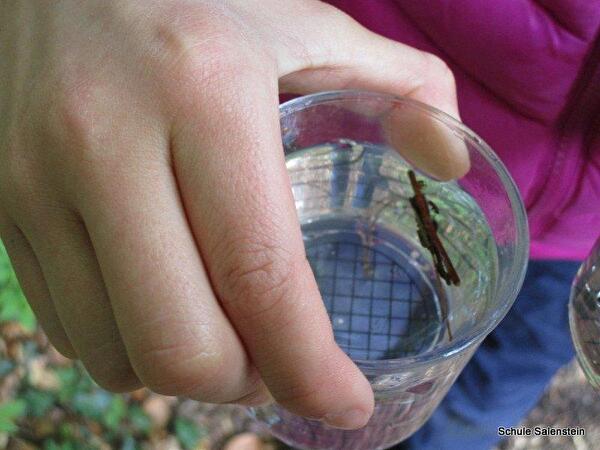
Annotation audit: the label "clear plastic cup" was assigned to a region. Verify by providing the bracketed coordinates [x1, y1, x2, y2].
[249, 91, 529, 449]
[569, 235, 600, 390]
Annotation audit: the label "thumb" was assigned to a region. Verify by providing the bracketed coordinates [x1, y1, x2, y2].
[277, 5, 469, 180]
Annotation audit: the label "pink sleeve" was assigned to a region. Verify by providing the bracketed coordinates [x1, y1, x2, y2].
[394, 0, 600, 123]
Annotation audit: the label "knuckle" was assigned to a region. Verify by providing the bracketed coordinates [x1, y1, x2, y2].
[80, 341, 141, 392]
[132, 335, 228, 399]
[0, 144, 25, 206]
[152, 22, 199, 61]
[49, 75, 105, 161]
[423, 53, 455, 86]
[218, 238, 300, 318]
[274, 382, 327, 417]
[88, 365, 141, 393]
[0, 155, 45, 220]
[46, 81, 111, 176]
[3, 81, 110, 207]
[305, 0, 351, 25]
[231, 386, 271, 407]
[172, 44, 261, 102]
[54, 77, 99, 145]
[1, 131, 31, 181]
[153, 19, 254, 90]
[153, 25, 212, 76]
[150, 16, 274, 106]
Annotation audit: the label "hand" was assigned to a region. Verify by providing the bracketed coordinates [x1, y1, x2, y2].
[0, 0, 466, 429]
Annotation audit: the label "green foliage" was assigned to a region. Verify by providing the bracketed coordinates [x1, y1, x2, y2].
[0, 239, 149, 447]
[0, 240, 210, 449]
[23, 389, 55, 417]
[9, 362, 156, 447]
[0, 359, 15, 377]
[174, 417, 204, 450]
[128, 405, 152, 434]
[0, 399, 26, 433]
[0, 240, 36, 330]
[73, 390, 113, 420]
[104, 396, 127, 430]
[44, 440, 80, 450]
[121, 434, 138, 450]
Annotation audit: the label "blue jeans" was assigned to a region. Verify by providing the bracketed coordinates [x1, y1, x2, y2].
[399, 260, 581, 450]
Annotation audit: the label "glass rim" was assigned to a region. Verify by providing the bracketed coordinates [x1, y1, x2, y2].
[279, 90, 530, 372]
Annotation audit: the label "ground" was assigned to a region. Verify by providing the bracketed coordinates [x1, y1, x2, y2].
[495, 361, 600, 450]
[1, 318, 599, 450]
[1, 240, 599, 450]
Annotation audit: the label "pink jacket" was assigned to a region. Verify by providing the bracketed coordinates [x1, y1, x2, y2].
[325, 0, 600, 260]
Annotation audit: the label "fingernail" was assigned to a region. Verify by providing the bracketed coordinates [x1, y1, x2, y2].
[322, 408, 370, 430]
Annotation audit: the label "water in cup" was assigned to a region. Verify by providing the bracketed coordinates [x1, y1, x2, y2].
[250, 139, 500, 449]
[288, 139, 498, 361]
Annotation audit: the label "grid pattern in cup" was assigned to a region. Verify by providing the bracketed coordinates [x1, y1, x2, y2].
[306, 238, 440, 360]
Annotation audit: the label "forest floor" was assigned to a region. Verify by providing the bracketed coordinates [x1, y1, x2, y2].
[2, 319, 599, 450]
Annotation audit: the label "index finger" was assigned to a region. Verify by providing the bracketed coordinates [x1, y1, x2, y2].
[171, 71, 374, 430]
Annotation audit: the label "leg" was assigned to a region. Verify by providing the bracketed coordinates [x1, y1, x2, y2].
[400, 260, 581, 450]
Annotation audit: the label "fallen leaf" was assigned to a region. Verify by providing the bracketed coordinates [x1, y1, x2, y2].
[144, 436, 182, 450]
[0, 371, 22, 401]
[223, 433, 264, 450]
[32, 418, 54, 438]
[48, 408, 65, 423]
[149, 427, 168, 442]
[143, 395, 172, 429]
[88, 420, 103, 436]
[130, 388, 149, 402]
[6, 341, 23, 362]
[28, 357, 60, 391]
[6, 437, 37, 450]
[1, 322, 31, 340]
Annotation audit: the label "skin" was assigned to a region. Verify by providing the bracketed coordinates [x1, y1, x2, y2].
[0, 0, 468, 429]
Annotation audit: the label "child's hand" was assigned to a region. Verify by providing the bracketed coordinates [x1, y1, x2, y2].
[0, 0, 465, 429]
